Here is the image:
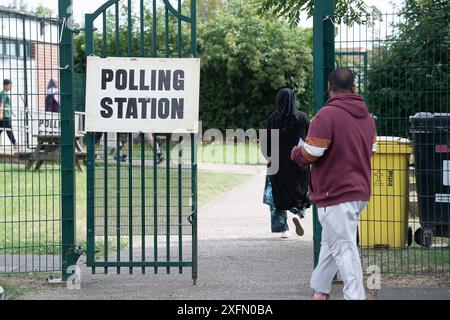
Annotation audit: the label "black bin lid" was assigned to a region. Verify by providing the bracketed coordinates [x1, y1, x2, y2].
[410, 113, 450, 133]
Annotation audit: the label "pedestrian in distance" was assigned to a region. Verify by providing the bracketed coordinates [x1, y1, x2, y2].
[45, 78, 60, 113]
[0, 79, 18, 152]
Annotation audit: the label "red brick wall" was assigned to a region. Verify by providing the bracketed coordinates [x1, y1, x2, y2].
[32, 42, 60, 111]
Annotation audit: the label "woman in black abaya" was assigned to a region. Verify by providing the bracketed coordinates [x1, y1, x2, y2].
[263, 88, 311, 238]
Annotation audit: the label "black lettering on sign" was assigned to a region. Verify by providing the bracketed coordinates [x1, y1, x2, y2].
[116, 69, 128, 90]
[100, 97, 113, 118]
[129, 70, 138, 91]
[97, 67, 191, 120]
[151, 98, 157, 118]
[158, 70, 171, 91]
[151, 70, 157, 90]
[171, 98, 184, 119]
[101, 69, 114, 89]
[139, 70, 149, 91]
[115, 97, 127, 118]
[126, 98, 138, 119]
[158, 98, 170, 119]
[173, 70, 185, 91]
[139, 98, 149, 119]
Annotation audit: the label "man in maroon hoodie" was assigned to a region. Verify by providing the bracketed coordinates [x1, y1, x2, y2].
[291, 68, 377, 300]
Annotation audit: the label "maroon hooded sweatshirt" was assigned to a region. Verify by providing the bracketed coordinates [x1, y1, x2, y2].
[291, 94, 377, 208]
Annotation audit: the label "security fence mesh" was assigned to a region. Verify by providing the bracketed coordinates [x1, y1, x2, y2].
[0, 9, 62, 273]
[333, 5, 449, 275]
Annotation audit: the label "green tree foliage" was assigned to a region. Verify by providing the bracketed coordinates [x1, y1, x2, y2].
[198, 0, 313, 129]
[19, 1, 28, 12]
[368, 0, 449, 137]
[256, 0, 380, 26]
[186, 0, 224, 23]
[35, 4, 53, 17]
[73, 3, 189, 73]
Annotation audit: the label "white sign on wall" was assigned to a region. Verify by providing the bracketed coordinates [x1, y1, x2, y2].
[85, 56, 200, 133]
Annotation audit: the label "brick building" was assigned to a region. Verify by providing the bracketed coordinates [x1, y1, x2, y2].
[0, 6, 59, 147]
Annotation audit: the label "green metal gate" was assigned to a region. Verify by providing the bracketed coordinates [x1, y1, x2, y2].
[84, 0, 198, 283]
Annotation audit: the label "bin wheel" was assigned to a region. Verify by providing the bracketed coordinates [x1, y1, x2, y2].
[414, 228, 423, 246]
[407, 227, 413, 247]
[414, 228, 432, 248]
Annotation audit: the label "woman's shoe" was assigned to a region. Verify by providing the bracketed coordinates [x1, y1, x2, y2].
[113, 154, 127, 162]
[292, 215, 304, 236]
[156, 153, 164, 165]
[280, 230, 290, 239]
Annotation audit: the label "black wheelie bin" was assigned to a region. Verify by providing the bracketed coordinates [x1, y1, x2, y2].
[410, 113, 450, 247]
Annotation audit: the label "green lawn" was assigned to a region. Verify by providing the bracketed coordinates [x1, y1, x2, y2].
[361, 245, 449, 275]
[0, 162, 251, 254]
[128, 141, 267, 165]
[198, 142, 267, 165]
[0, 164, 63, 254]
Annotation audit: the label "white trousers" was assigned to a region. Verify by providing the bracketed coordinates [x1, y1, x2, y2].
[310, 201, 367, 300]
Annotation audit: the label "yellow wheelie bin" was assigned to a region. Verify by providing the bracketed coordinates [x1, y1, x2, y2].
[358, 136, 413, 249]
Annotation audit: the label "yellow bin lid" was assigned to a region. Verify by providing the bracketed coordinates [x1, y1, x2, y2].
[376, 136, 413, 154]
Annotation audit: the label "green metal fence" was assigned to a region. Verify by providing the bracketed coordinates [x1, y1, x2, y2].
[315, 3, 449, 276]
[73, 73, 86, 112]
[84, 0, 198, 282]
[0, 9, 63, 273]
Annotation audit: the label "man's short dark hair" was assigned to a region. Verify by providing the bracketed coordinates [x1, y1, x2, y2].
[329, 68, 355, 93]
[3, 79, 12, 86]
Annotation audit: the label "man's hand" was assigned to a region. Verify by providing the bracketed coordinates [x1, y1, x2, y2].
[291, 146, 309, 167]
[291, 146, 312, 167]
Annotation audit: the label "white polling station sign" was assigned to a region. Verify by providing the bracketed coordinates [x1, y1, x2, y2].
[85, 56, 200, 133]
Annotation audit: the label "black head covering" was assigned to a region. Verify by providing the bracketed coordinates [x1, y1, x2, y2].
[47, 78, 57, 90]
[274, 88, 297, 136]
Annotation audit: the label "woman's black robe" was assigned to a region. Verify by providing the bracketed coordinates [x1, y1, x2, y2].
[266, 111, 310, 211]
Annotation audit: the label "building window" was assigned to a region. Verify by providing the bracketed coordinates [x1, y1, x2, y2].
[5, 41, 16, 57]
[0, 39, 31, 59]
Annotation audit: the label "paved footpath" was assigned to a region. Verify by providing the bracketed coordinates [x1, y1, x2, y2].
[24, 166, 345, 300]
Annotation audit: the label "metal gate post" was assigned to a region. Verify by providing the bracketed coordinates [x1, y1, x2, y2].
[190, 0, 198, 286]
[312, 0, 335, 267]
[84, 13, 98, 273]
[59, 0, 77, 281]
